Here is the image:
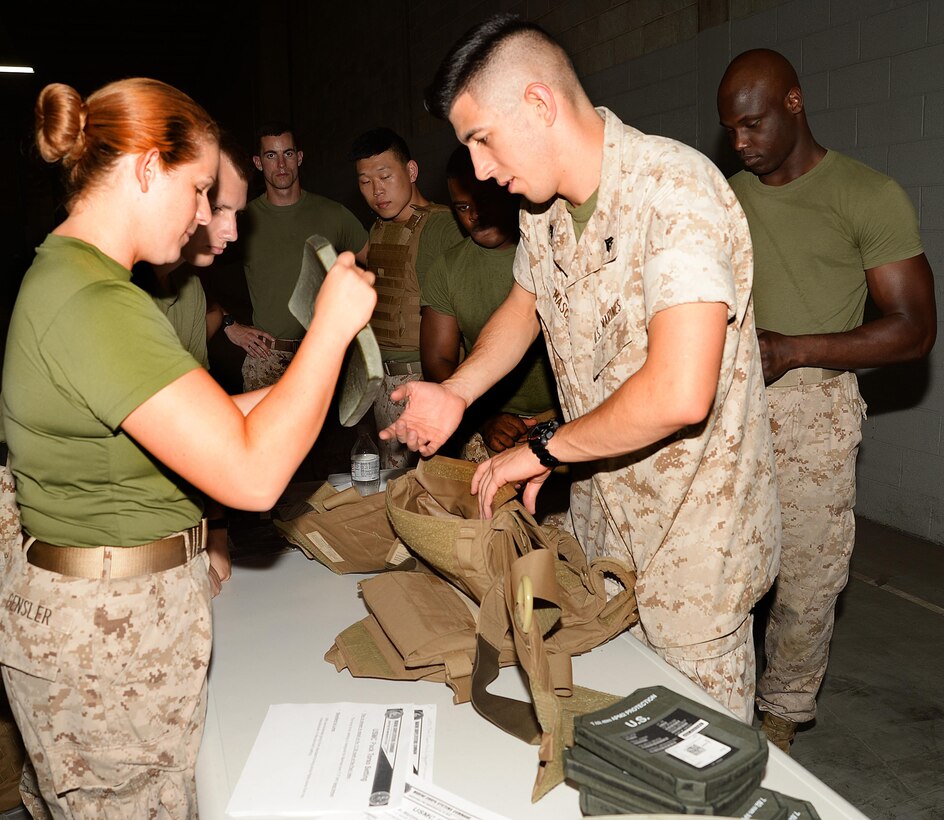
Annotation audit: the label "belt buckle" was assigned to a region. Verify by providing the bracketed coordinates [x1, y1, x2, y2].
[191, 519, 208, 560]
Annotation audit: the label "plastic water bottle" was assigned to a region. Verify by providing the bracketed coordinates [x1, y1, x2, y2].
[351, 429, 381, 496]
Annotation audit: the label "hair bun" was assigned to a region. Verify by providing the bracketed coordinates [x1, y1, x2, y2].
[35, 83, 86, 164]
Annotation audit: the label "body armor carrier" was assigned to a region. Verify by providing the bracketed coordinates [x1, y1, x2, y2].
[368, 203, 451, 352]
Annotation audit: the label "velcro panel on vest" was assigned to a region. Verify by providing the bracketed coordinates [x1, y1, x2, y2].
[369, 207, 446, 351]
[534, 684, 624, 802]
[385, 457, 519, 601]
[274, 487, 397, 574]
[325, 616, 446, 684]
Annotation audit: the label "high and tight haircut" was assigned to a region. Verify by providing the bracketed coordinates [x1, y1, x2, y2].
[219, 129, 254, 183]
[34, 78, 218, 210]
[424, 13, 563, 120]
[254, 120, 295, 153]
[348, 127, 412, 164]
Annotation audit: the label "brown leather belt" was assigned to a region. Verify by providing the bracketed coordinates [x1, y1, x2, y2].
[383, 360, 422, 376]
[768, 367, 845, 388]
[270, 338, 301, 353]
[27, 520, 207, 579]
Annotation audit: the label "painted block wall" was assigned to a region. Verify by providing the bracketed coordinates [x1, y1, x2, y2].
[262, 0, 944, 541]
[572, 0, 944, 540]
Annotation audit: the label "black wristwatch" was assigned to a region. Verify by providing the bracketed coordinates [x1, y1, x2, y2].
[527, 419, 562, 469]
[221, 314, 235, 329]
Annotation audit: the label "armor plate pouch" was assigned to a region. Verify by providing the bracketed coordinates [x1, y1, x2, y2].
[325, 455, 639, 801]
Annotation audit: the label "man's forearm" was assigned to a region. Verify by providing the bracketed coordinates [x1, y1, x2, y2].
[774, 315, 936, 372]
[546, 302, 728, 463]
[444, 284, 541, 406]
[206, 302, 225, 339]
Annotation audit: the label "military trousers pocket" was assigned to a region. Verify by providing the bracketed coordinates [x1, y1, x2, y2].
[0, 565, 71, 683]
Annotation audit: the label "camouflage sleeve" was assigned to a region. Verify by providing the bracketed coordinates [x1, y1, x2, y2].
[512, 220, 537, 294]
[641, 156, 739, 324]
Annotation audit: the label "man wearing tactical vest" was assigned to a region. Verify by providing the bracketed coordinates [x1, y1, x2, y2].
[350, 128, 464, 469]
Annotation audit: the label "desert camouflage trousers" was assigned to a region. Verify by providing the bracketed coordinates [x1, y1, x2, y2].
[758, 371, 865, 723]
[241, 349, 294, 392]
[631, 616, 756, 723]
[0, 457, 19, 577]
[0, 457, 26, 813]
[0, 541, 212, 819]
[373, 372, 422, 470]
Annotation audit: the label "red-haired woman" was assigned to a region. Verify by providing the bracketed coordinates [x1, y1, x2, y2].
[0, 77, 375, 817]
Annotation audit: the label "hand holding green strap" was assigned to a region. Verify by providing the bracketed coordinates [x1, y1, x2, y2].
[288, 235, 383, 427]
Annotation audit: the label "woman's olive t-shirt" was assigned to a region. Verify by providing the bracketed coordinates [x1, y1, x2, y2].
[2, 235, 202, 547]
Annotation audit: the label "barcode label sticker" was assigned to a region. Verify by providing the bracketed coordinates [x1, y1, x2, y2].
[677, 718, 709, 739]
[665, 732, 731, 768]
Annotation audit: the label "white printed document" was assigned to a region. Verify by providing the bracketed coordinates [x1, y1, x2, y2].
[226, 702, 435, 817]
[383, 775, 511, 819]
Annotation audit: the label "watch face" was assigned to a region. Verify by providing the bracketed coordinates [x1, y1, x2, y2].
[530, 420, 558, 444]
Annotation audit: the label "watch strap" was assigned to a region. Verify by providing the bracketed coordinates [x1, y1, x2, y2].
[528, 419, 561, 469]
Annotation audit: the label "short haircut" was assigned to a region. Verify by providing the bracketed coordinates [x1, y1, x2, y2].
[425, 13, 563, 120]
[219, 129, 254, 183]
[254, 120, 295, 153]
[348, 127, 412, 163]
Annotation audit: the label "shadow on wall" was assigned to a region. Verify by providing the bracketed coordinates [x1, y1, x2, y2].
[857, 360, 932, 416]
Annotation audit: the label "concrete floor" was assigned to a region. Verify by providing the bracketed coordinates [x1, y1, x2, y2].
[228, 428, 944, 820]
[778, 517, 944, 819]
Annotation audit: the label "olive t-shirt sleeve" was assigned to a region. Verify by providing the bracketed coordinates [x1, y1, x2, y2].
[416, 211, 464, 292]
[420, 253, 457, 316]
[46, 280, 199, 430]
[856, 177, 924, 270]
[336, 204, 370, 255]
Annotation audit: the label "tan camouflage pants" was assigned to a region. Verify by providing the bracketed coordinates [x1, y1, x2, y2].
[241, 349, 294, 391]
[0, 457, 29, 813]
[0, 543, 212, 819]
[758, 372, 865, 723]
[373, 372, 422, 470]
[632, 616, 756, 723]
[0, 457, 19, 577]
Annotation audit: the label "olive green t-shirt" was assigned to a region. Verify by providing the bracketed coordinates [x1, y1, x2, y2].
[423, 239, 557, 417]
[380, 207, 465, 364]
[566, 188, 599, 244]
[728, 150, 924, 335]
[243, 190, 369, 339]
[1, 235, 203, 547]
[137, 262, 210, 369]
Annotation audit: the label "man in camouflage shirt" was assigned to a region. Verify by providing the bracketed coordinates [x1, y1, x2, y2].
[381, 13, 781, 720]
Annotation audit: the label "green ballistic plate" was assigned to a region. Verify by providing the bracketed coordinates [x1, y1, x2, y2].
[289, 235, 383, 427]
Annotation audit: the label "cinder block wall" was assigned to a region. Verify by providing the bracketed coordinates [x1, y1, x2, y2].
[260, 0, 944, 542]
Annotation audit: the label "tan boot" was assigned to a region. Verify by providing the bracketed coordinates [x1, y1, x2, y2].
[762, 713, 797, 754]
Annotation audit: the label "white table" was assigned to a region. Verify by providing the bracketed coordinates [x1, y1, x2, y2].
[196, 548, 868, 820]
